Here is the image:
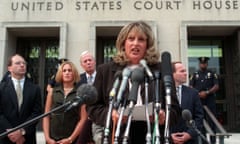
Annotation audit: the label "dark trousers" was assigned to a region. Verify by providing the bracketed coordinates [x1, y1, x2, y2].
[77, 119, 94, 144]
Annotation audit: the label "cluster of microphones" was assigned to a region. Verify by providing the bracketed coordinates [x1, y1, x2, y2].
[66, 52, 204, 144]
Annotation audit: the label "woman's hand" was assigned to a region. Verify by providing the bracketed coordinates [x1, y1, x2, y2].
[158, 109, 166, 125]
[112, 109, 127, 124]
[46, 137, 57, 144]
[112, 109, 119, 121]
[56, 138, 72, 144]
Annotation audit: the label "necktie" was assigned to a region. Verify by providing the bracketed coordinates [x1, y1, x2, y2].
[176, 86, 181, 105]
[88, 75, 93, 85]
[16, 80, 23, 108]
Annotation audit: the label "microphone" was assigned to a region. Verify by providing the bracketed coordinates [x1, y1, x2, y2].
[122, 67, 144, 143]
[140, 59, 154, 80]
[182, 109, 194, 126]
[161, 51, 173, 144]
[161, 51, 173, 95]
[128, 67, 145, 105]
[154, 71, 161, 103]
[109, 70, 122, 98]
[104, 70, 122, 144]
[114, 67, 132, 109]
[65, 84, 97, 112]
[182, 109, 210, 144]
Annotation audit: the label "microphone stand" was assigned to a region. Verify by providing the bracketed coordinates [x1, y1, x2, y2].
[114, 99, 127, 144]
[189, 121, 210, 144]
[164, 88, 171, 144]
[153, 106, 161, 144]
[144, 77, 152, 144]
[0, 100, 72, 139]
[153, 71, 161, 144]
[103, 95, 115, 144]
[104, 76, 120, 144]
[122, 102, 135, 144]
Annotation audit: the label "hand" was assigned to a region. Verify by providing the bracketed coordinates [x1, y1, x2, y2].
[111, 109, 119, 121]
[111, 109, 127, 124]
[7, 129, 23, 143]
[47, 84, 53, 93]
[16, 136, 25, 144]
[199, 91, 208, 99]
[171, 132, 191, 144]
[56, 138, 72, 144]
[158, 109, 165, 125]
[46, 138, 57, 144]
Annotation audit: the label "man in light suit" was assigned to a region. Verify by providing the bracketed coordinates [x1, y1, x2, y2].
[171, 62, 204, 144]
[0, 54, 42, 144]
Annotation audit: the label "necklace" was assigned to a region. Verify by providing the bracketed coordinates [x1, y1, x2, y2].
[64, 87, 73, 97]
[64, 87, 73, 90]
[64, 87, 73, 92]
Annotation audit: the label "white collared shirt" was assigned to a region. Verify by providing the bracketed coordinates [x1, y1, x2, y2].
[12, 77, 25, 91]
[176, 85, 182, 105]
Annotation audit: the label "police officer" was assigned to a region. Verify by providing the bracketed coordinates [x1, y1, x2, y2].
[189, 56, 219, 144]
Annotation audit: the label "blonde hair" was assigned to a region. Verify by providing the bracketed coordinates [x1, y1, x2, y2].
[55, 61, 80, 83]
[113, 21, 160, 66]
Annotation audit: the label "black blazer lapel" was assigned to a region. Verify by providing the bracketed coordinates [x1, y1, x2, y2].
[6, 80, 19, 109]
[80, 73, 87, 84]
[181, 86, 187, 108]
[20, 79, 33, 113]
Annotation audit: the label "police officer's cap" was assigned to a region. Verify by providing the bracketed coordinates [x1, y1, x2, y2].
[198, 57, 209, 64]
[58, 58, 68, 64]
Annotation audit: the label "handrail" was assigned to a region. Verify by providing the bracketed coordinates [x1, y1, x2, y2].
[203, 105, 231, 144]
[203, 119, 215, 135]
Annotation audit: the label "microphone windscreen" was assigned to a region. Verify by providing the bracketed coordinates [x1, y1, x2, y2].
[122, 67, 131, 78]
[131, 67, 145, 83]
[161, 51, 172, 76]
[140, 59, 154, 80]
[77, 84, 98, 105]
[182, 109, 192, 121]
[140, 59, 147, 67]
[128, 67, 144, 102]
[161, 51, 173, 87]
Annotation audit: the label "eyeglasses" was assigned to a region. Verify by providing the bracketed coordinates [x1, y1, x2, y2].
[14, 61, 27, 65]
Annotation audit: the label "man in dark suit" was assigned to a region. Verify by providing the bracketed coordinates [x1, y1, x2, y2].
[77, 51, 96, 143]
[171, 62, 204, 144]
[0, 54, 42, 144]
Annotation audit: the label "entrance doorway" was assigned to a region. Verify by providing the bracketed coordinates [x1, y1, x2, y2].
[188, 38, 226, 125]
[187, 26, 240, 132]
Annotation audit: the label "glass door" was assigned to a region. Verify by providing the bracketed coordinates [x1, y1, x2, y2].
[17, 37, 59, 103]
